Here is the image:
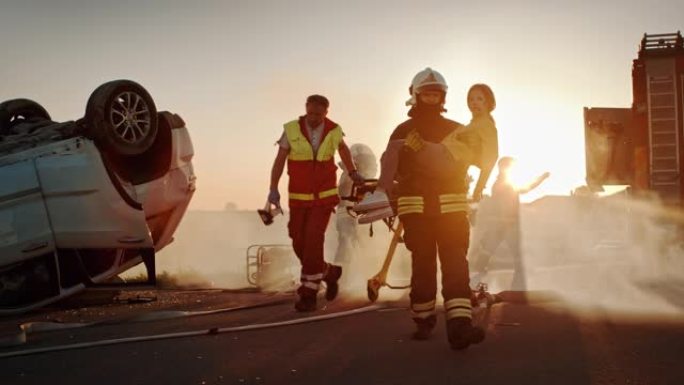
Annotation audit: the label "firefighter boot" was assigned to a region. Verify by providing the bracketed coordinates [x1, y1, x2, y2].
[412, 315, 437, 340]
[447, 317, 485, 350]
[294, 287, 317, 312]
[324, 264, 343, 301]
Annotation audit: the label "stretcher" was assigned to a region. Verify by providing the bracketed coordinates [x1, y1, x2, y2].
[341, 180, 408, 301]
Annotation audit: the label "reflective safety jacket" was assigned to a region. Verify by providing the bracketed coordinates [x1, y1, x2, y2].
[284, 116, 343, 208]
[391, 116, 470, 216]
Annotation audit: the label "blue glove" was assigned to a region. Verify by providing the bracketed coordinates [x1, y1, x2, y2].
[349, 170, 365, 185]
[268, 189, 281, 207]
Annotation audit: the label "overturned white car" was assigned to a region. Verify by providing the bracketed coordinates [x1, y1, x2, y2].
[0, 80, 196, 314]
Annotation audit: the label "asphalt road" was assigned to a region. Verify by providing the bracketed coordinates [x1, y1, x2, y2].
[1, 291, 683, 385]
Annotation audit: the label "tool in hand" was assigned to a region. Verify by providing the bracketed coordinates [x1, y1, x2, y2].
[257, 200, 283, 226]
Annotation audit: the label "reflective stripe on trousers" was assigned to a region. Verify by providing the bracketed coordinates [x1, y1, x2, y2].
[411, 299, 437, 319]
[445, 297, 472, 320]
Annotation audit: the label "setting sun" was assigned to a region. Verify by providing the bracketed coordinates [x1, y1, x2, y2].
[0, 0, 671, 210]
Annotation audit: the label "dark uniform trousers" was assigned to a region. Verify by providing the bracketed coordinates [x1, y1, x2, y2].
[288, 205, 334, 295]
[402, 211, 472, 321]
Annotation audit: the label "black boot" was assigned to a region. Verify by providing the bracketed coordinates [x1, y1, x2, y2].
[412, 315, 437, 340]
[295, 287, 317, 312]
[324, 264, 343, 301]
[447, 317, 485, 350]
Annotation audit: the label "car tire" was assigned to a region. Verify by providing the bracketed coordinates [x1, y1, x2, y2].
[0, 99, 51, 135]
[85, 80, 158, 156]
[100, 111, 174, 185]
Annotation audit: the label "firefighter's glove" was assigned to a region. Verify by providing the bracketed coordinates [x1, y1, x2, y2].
[268, 189, 281, 208]
[349, 170, 365, 186]
[404, 131, 425, 152]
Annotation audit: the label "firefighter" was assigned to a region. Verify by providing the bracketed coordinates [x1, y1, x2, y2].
[268, 94, 363, 312]
[390, 68, 485, 349]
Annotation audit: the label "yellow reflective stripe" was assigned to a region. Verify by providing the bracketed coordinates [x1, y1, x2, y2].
[445, 298, 472, 309]
[398, 202, 424, 206]
[439, 193, 467, 203]
[288, 151, 314, 161]
[284, 120, 314, 161]
[289, 193, 315, 201]
[440, 194, 469, 214]
[398, 197, 424, 203]
[398, 196, 424, 204]
[398, 204, 424, 209]
[301, 273, 324, 281]
[447, 308, 472, 320]
[397, 206, 423, 215]
[411, 300, 436, 312]
[316, 126, 343, 161]
[445, 297, 473, 319]
[412, 309, 437, 319]
[440, 203, 469, 214]
[319, 187, 339, 199]
[398, 196, 424, 215]
[398, 195, 468, 214]
[302, 281, 320, 290]
[290, 189, 338, 201]
[441, 202, 469, 208]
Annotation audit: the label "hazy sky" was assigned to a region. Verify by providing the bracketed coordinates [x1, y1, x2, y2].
[2, 0, 683, 210]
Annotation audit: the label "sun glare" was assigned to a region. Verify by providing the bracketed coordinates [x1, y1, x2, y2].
[484, 92, 586, 200]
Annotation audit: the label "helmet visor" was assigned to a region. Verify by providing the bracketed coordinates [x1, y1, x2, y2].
[416, 83, 447, 94]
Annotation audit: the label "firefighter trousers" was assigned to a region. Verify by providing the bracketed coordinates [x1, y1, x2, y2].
[402, 211, 473, 321]
[288, 205, 334, 295]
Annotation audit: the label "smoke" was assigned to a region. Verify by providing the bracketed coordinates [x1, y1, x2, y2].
[330, 211, 411, 301]
[127, 127, 683, 315]
[122, 208, 291, 289]
[125, 187, 684, 318]
[119, 207, 407, 301]
[471, 190, 684, 316]
[126, 139, 410, 299]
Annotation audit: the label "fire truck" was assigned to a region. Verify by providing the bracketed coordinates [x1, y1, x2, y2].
[584, 31, 684, 206]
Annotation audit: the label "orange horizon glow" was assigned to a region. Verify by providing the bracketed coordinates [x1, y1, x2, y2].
[2, 1, 679, 211]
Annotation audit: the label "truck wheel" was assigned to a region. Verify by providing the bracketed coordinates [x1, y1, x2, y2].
[0, 99, 51, 135]
[85, 80, 158, 156]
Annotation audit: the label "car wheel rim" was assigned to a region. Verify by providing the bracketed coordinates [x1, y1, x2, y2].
[110, 91, 151, 145]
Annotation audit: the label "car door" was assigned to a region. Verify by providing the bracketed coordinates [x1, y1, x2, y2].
[0, 159, 55, 265]
[34, 140, 154, 250]
[0, 159, 63, 312]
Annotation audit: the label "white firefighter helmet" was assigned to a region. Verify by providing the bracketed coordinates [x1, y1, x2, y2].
[406, 67, 448, 106]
